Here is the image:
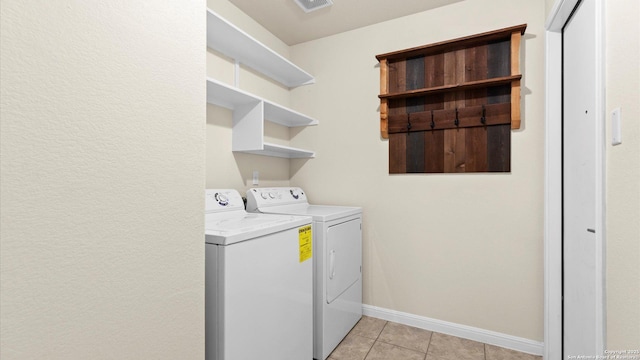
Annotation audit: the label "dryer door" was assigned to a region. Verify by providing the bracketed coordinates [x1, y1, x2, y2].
[326, 218, 362, 304]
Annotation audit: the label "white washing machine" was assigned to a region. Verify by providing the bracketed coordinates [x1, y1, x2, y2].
[205, 189, 313, 360]
[246, 187, 362, 360]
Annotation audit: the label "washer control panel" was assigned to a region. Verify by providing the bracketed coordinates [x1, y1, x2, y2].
[246, 187, 308, 211]
[205, 189, 245, 213]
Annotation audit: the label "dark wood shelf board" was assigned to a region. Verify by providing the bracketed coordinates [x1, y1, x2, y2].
[379, 75, 522, 100]
[376, 24, 527, 61]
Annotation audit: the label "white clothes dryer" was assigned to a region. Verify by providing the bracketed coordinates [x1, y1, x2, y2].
[205, 189, 313, 360]
[246, 187, 362, 360]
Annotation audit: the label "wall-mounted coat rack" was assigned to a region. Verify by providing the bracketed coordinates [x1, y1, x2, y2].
[376, 24, 526, 174]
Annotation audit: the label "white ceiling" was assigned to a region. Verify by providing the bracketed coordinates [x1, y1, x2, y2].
[228, 0, 464, 45]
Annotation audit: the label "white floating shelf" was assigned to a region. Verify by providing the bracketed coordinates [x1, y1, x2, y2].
[263, 100, 318, 127]
[206, 78, 317, 158]
[206, 9, 315, 88]
[243, 143, 316, 159]
[206, 78, 258, 109]
[206, 78, 318, 127]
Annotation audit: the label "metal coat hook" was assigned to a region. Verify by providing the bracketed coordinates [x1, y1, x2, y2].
[454, 107, 459, 127]
[430, 110, 435, 129]
[481, 105, 486, 125]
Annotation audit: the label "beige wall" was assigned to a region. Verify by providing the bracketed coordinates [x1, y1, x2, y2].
[604, 0, 640, 349]
[0, 1, 205, 359]
[290, 0, 546, 342]
[205, 0, 296, 191]
[545, 0, 557, 18]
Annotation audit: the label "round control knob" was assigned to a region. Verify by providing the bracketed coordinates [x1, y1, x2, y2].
[215, 193, 229, 206]
[290, 189, 300, 199]
[268, 192, 276, 199]
[261, 192, 268, 200]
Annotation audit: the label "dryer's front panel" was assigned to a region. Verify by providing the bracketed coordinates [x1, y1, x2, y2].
[326, 218, 362, 304]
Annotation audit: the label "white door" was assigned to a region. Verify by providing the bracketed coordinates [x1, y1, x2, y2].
[562, 0, 599, 357]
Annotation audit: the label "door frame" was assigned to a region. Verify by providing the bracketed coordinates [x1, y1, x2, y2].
[544, 0, 606, 359]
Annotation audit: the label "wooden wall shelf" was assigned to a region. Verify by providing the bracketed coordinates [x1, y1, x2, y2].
[378, 75, 521, 101]
[376, 24, 527, 61]
[376, 24, 526, 174]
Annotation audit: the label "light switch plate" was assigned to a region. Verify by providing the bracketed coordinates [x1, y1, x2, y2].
[252, 170, 259, 185]
[612, 107, 622, 145]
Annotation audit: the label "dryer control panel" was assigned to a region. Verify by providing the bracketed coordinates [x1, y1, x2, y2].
[205, 189, 245, 213]
[246, 187, 308, 210]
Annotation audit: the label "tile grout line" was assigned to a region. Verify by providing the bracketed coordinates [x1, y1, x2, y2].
[370, 321, 434, 358]
[362, 320, 389, 360]
[423, 331, 433, 360]
[376, 320, 388, 341]
[374, 338, 431, 356]
[352, 317, 539, 360]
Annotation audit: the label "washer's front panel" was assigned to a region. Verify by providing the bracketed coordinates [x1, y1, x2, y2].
[206, 228, 313, 360]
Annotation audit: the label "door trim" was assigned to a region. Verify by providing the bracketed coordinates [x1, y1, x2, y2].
[544, 0, 606, 359]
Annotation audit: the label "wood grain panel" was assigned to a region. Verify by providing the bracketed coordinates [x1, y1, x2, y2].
[487, 124, 511, 172]
[465, 44, 488, 107]
[464, 45, 488, 82]
[487, 40, 511, 106]
[388, 59, 407, 135]
[511, 80, 521, 129]
[465, 126, 488, 172]
[388, 60, 406, 172]
[425, 130, 444, 173]
[389, 133, 407, 174]
[407, 132, 425, 173]
[468, 40, 510, 173]
[443, 50, 464, 116]
[443, 51, 457, 86]
[455, 49, 466, 85]
[424, 93, 445, 112]
[453, 50, 466, 110]
[388, 98, 406, 133]
[444, 128, 466, 173]
[487, 39, 510, 78]
[405, 56, 426, 114]
[487, 84, 511, 105]
[425, 53, 445, 88]
[510, 31, 522, 129]
[405, 56, 425, 173]
[443, 91, 457, 115]
[406, 56, 425, 91]
[388, 60, 406, 92]
[380, 59, 389, 138]
[465, 88, 487, 107]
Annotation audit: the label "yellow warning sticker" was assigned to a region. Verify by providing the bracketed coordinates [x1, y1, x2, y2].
[298, 225, 312, 263]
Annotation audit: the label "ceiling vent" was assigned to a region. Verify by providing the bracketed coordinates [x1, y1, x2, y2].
[294, 0, 333, 13]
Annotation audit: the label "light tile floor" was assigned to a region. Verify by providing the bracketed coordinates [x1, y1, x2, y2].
[328, 316, 542, 360]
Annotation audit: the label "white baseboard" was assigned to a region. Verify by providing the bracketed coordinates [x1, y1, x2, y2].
[362, 304, 544, 356]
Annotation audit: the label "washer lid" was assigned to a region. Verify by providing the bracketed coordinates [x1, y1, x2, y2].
[205, 212, 311, 245]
